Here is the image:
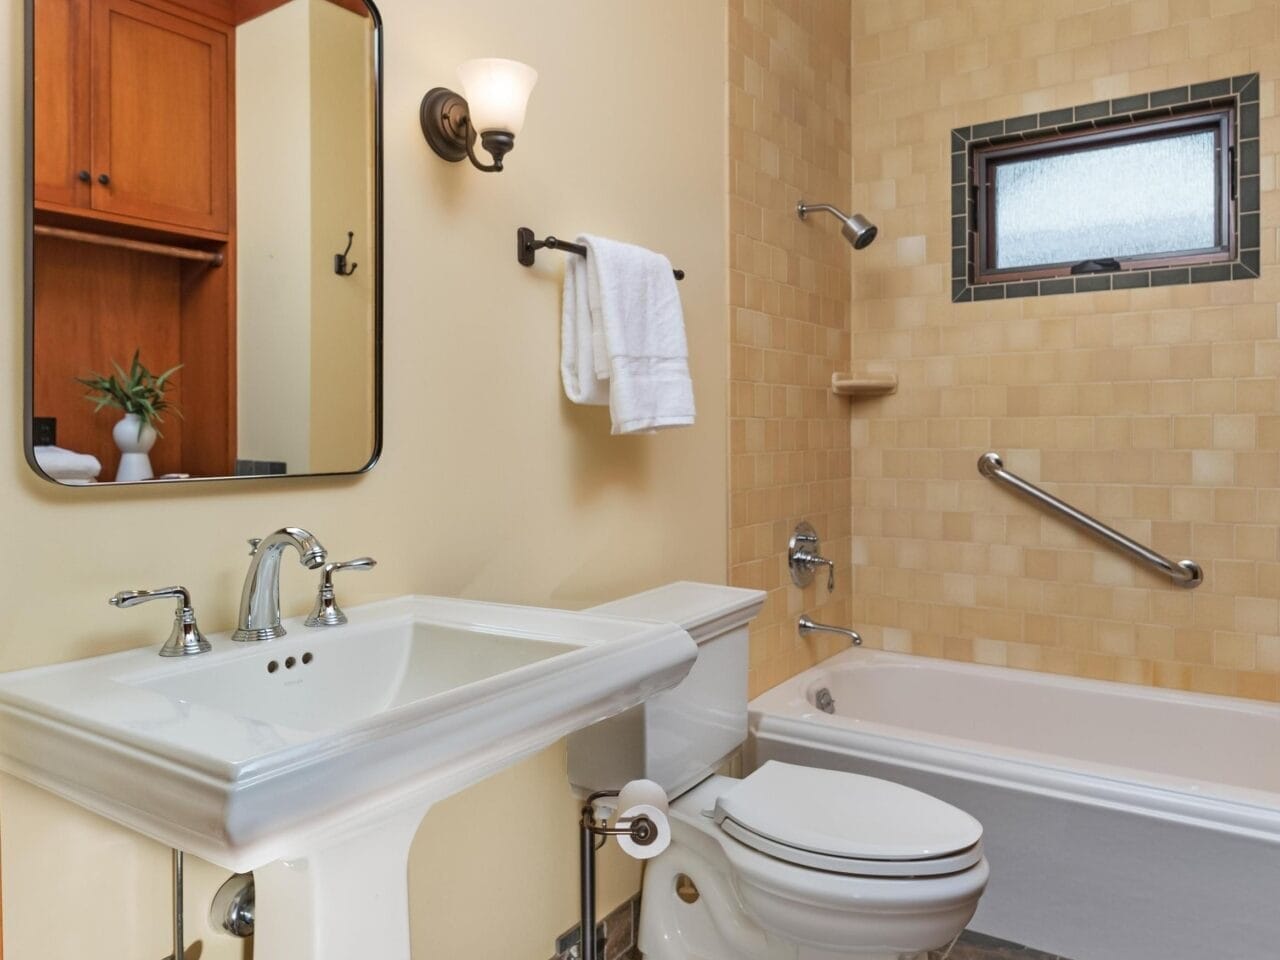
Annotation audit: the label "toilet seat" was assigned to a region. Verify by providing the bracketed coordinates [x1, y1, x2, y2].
[713, 761, 984, 878]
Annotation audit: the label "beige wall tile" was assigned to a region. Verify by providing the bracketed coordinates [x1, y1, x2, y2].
[730, 0, 853, 697]
[850, 0, 1280, 702]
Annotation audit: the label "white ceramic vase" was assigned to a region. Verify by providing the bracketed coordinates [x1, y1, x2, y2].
[112, 412, 157, 482]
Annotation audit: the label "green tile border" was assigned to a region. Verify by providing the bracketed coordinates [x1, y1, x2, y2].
[951, 73, 1261, 303]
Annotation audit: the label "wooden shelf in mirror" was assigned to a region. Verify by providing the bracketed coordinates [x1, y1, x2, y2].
[35, 199, 229, 245]
[34, 225, 224, 266]
[831, 371, 898, 398]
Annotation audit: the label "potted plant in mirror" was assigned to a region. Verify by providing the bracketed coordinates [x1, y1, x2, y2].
[77, 351, 182, 482]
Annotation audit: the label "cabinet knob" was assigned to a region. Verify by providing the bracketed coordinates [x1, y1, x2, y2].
[76, 170, 90, 183]
[97, 173, 110, 186]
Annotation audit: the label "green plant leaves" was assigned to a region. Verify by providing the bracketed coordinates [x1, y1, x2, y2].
[76, 349, 183, 439]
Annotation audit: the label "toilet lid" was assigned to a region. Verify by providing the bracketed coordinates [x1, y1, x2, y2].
[713, 761, 983, 877]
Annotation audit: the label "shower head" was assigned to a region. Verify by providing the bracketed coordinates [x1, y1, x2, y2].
[797, 201, 878, 250]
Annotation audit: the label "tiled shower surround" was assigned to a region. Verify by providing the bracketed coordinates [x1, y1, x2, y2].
[728, 0, 855, 697]
[848, 0, 1280, 701]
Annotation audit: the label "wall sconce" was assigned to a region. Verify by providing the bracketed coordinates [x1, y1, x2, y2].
[421, 58, 538, 173]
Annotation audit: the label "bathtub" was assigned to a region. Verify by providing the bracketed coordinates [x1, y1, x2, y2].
[748, 647, 1280, 960]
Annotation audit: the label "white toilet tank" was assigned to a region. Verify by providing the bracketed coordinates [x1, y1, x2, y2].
[567, 581, 766, 798]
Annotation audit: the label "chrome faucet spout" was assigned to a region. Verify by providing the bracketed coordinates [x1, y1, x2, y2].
[232, 527, 327, 642]
[798, 615, 862, 646]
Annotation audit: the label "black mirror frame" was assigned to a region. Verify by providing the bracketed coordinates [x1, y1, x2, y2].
[22, 0, 385, 487]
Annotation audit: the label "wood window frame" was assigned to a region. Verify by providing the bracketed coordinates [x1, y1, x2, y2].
[971, 108, 1236, 285]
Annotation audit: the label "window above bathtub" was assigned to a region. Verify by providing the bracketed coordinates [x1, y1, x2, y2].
[952, 74, 1260, 302]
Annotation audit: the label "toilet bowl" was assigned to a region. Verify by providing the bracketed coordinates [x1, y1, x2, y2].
[570, 582, 988, 960]
[637, 767, 988, 960]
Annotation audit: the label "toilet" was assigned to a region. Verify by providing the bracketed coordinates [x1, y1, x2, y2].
[569, 582, 988, 960]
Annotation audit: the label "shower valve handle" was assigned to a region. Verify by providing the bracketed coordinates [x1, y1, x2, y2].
[788, 521, 836, 592]
[794, 551, 835, 592]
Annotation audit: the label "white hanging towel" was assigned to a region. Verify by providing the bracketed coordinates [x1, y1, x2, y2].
[580, 234, 695, 434]
[560, 253, 609, 406]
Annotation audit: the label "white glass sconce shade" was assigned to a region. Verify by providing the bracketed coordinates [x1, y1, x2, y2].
[456, 58, 538, 136]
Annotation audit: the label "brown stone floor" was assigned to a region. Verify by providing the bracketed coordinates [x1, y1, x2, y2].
[929, 930, 1073, 960]
[610, 918, 1070, 960]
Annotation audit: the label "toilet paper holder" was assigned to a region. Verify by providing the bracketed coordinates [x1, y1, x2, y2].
[579, 789, 663, 960]
[584, 790, 661, 847]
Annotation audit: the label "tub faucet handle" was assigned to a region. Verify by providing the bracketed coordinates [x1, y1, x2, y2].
[788, 521, 836, 592]
[109, 585, 211, 658]
[792, 552, 835, 592]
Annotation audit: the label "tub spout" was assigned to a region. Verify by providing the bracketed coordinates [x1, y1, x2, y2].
[798, 615, 862, 646]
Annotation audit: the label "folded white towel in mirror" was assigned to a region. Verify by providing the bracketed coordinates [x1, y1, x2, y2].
[560, 234, 695, 434]
[34, 445, 102, 482]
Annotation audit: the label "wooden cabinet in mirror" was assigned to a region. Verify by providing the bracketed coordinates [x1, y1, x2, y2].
[24, 0, 383, 485]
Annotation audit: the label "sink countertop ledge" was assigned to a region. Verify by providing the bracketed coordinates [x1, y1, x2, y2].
[0, 594, 698, 871]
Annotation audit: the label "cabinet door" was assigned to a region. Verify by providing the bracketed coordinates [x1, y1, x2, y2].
[33, 0, 92, 207]
[89, 0, 229, 233]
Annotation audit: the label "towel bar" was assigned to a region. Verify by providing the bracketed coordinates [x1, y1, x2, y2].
[517, 227, 685, 280]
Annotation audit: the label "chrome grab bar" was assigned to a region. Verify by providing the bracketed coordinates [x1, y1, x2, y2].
[978, 452, 1203, 589]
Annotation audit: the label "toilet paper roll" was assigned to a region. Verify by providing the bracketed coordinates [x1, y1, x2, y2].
[613, 779, 669, 822]
[615, 803, 671, 861]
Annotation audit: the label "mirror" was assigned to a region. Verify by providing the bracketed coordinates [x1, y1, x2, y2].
[24, 0, 382, 485]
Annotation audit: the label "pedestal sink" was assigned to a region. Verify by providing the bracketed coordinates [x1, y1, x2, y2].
[0, 595, 697, 959]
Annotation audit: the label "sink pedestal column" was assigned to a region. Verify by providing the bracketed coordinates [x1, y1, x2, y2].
[252, 804, 432, 960]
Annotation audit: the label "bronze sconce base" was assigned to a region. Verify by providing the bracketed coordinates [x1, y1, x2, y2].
[420, 87, 514, 172]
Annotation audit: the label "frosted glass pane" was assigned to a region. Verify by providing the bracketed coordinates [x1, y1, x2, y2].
[993, 131, 1218, 269]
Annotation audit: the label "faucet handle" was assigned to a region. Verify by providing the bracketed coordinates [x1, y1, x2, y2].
[246, 538, 262, 556]
[109, 586, 211, 658]
[788, 521, 835, 592]
[792, 550, 835, 593]
[304, 558, 376, 628]
[817, 555, 835, 593]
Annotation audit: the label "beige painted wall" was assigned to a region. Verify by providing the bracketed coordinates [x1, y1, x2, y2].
[237, 0, 376, 474]
[308, 0, 376, 474]
[236, 0, 314, 470]
[849, 0, 1280, 702]
[0, 1, 728, 957]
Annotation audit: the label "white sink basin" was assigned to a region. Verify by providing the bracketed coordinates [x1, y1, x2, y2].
[0, 595, 697, 959]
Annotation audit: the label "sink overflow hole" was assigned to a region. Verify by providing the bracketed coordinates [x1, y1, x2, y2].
[267, 654, 314, 674]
